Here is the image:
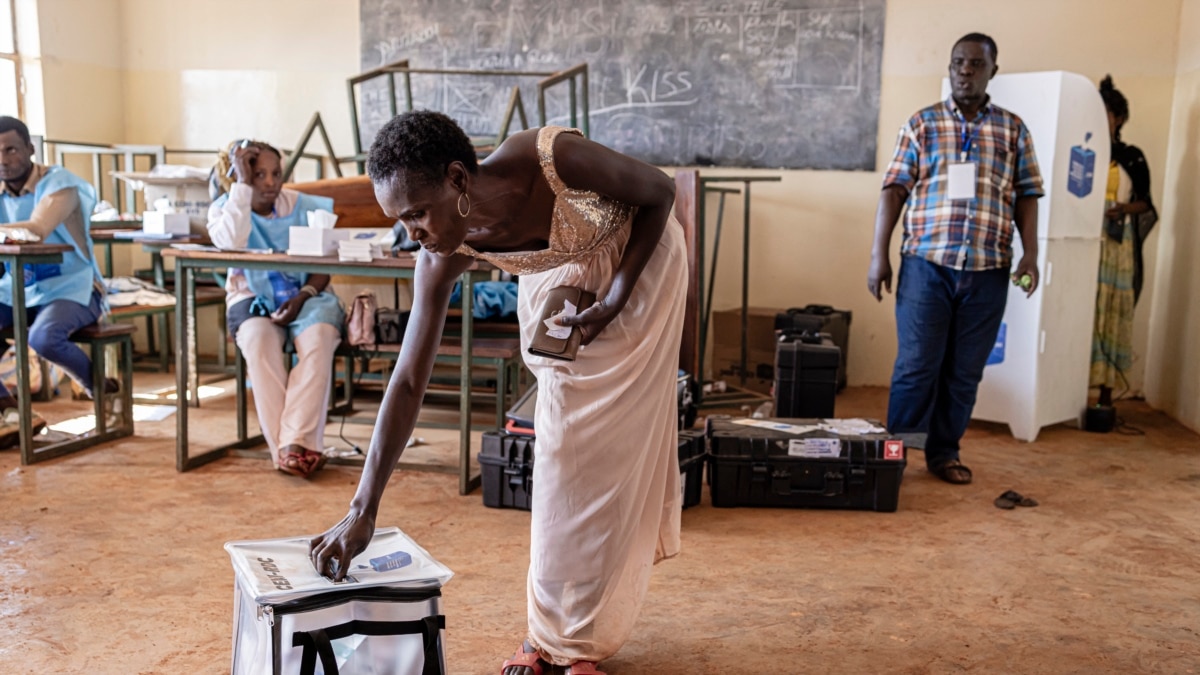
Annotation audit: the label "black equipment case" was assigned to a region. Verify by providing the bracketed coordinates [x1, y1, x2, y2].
[479, 431, 535, 510]
[506, 375, 697, 434]
[775, 305, 852, 391]
[678, 429, 705, 509]
[482, 428, 708, 512]
[774, 332, 840, 418]
[706, 416, 905, 512]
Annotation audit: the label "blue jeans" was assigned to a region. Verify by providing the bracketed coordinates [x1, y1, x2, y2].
[0, 290, 105, 399]
[888, 256, 1008, 469]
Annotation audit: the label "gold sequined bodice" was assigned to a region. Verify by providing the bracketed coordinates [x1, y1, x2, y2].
[455, 126, 634, 275]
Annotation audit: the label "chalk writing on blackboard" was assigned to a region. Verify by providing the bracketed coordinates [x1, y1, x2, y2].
[359, 0, 886, 170]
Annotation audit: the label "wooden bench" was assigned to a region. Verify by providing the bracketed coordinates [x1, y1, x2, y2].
[107, 285, 228, 372]
[14, 321, 137, 465]
[332, 336, 527, 432]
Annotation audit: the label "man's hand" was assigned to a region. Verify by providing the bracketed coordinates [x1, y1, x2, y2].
[1011, 254, 1039, 298]
[867, 254, 893, 301]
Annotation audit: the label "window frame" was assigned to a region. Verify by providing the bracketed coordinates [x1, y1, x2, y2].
[0, 0, 22, 120]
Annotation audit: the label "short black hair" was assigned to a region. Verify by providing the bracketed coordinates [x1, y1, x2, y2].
[0, 116, 32, 145]
[954, 32, 998, 62]
[367, 110, 478, 187]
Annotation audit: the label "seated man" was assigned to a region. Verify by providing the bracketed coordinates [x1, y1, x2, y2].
[0, 116, 111, 447]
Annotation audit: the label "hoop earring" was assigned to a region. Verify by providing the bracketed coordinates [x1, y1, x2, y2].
[457, 192, 471, 217]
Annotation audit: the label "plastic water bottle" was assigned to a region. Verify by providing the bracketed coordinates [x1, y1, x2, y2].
[268, 272, 299, 308]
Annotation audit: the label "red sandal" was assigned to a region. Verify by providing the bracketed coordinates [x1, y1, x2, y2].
[277, 445, 325, 478]
[566, 662, 605, 674]
[500, 643, 545, 675]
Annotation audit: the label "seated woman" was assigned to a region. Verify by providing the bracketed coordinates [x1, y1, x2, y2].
[207, 140, 344, 478]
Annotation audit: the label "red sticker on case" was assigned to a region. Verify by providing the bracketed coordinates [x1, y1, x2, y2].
[883, 440, 905, 460]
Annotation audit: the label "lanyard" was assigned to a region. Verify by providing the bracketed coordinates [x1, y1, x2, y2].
[959, 109, 989, 161]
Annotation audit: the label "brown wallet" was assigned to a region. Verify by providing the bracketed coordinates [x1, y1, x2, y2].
[527, 285, 596, 361]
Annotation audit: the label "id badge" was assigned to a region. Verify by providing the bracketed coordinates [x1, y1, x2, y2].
[947, 161, 977, 201]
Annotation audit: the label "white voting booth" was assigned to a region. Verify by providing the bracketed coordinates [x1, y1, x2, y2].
[941, 71, 1108, 441]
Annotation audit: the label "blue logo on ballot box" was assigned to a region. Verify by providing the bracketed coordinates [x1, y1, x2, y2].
[987, 323, 1006, 366]
[1068, 132, 1096, 198]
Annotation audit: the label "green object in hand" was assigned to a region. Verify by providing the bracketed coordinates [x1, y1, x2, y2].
[1013, 273, 1033, 290]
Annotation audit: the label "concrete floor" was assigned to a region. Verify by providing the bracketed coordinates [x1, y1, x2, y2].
[2, 377, 1199, 674]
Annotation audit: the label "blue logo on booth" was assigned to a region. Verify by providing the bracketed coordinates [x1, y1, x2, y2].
[986, 323, 1006, 366]
[1068, 132, 1095, 198]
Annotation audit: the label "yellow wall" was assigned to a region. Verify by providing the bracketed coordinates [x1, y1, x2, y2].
[1145, 0, 1200, 433]
[119, 0, 359, 177]
[30, 0, 1196, 403]
[37, 0, 124, 143]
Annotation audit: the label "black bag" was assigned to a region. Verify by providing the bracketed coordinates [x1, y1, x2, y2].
[775, 305, 851, 392]
[374, 308, 409, 344]
[1105, 217, 1125, 243]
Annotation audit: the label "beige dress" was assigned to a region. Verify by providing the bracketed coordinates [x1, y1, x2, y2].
[457, 126, 687, 665]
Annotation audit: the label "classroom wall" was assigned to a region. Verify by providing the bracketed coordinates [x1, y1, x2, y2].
[699, 0, 1182, 388]
[36, 0, 124, 143]
[1145, 0, 1200, 434]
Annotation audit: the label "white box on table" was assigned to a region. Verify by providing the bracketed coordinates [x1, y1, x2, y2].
[226, 527, 453, 675]
[141, 210, 190, 235]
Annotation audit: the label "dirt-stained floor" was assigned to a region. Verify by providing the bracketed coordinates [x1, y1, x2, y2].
[2, 377, 1198, 674]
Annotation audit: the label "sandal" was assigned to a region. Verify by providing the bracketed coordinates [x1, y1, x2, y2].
[500, 641, 546, 675]
[277, 445, 323, 478]
[930, 459, 973, 485]
[994, 489, 1038, 509]
[303, 448, 328, 475]
[566, 662, 606, 674]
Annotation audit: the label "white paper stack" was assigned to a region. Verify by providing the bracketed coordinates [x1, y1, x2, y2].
[337, 229, 393, 262]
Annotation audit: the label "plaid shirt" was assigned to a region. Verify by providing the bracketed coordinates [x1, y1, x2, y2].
[882, 97, 1044, 271]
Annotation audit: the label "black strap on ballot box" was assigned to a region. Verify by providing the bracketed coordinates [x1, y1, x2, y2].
[292, 615, 446, 675]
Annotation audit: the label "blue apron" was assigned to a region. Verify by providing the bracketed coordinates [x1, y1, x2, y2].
[0, 166, 102, 307]
[212, 191, 344, 337]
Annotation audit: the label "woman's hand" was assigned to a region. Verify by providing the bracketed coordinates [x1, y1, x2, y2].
[270, 294, 306, 325]
[231, 144, 260, 185]
[309, 509, 376, 581]
[558, 298, 620, 345]
[1105, 202, 1127, 221]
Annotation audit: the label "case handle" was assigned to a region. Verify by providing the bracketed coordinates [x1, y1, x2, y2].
[295, 615, 446, 675]
[772, 470, 845, 497]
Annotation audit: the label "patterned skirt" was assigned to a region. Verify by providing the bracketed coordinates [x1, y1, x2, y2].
[1090, 219, 1136, 389]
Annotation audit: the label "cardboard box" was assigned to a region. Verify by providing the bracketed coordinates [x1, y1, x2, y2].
[141, 210, 190, 235]
[710, 307, 785, 394]
[113, 171, 212, 234]
[287, 226, 350, 256]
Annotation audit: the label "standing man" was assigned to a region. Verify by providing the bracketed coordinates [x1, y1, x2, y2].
[867, 33, 1043, 485]
[0, 116, 110, 447]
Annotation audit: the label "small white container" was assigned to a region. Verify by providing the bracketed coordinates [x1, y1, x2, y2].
[141, 210, 191, 235]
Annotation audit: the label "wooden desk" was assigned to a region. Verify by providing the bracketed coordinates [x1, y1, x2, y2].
[162, 247, 494, 495]
[0, 244, 71, 463]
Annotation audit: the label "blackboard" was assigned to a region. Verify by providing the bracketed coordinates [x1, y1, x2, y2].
[359, 0, 886, 170]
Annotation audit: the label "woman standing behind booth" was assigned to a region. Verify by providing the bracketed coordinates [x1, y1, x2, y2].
[1090, 76, 1158, 406]
[207, 140, 344, 478]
